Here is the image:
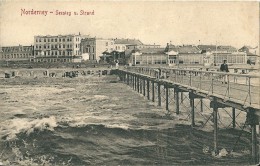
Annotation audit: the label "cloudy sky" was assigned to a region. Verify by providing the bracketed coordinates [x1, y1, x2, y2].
[0, 0, 259, 48]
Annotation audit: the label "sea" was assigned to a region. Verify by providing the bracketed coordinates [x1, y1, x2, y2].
[0, 75, 254, 165]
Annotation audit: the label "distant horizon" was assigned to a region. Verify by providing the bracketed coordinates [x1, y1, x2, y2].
[0, 1, 259, 50]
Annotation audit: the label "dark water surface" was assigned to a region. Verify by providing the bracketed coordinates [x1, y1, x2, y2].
[0, 76, 252, 165]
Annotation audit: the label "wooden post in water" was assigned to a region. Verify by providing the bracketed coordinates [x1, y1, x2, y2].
[152, 81, 155, 102]
[134, 75, 137, 91]
[140, 77, 142, 94]
[174, 89, 180, 114]
[127, 74, 129, 85]
[137, 76, 140, 93]
[232, 107, 236, 128]
[252, 124, 257, 164]
[132, 74, 134, 89]
[143, 78, 146, 96]
[200, 98, 203, 112]
[190, 92, 195, 127]
[158, 82, 161, 106]
[181, 92, 184, 103]
[213, 98, 218, 155]
[247, 110, 259, 164]
[147, 79, 150, 100]
[165, 85, 169, 112]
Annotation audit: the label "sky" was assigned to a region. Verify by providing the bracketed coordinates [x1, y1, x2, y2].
[0, 0, 259, 49]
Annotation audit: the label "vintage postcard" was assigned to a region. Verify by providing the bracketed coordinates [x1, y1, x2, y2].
[0, 0, 259, 165]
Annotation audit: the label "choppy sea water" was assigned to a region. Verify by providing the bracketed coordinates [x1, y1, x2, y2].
[0, 75, 253, 165]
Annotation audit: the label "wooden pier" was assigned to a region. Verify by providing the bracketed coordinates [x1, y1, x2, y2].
[114, 66, 260, 164]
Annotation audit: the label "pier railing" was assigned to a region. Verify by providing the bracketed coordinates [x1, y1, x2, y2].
[125, 66, 260, 108]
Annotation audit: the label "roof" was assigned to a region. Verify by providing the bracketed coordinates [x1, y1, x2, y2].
[1, 45, 33, 52]
[198, 45, 237, 52]
[165, 44, 201, 54]
[139, 48, 165, 54]
[114, 39, 143, 45]
[198, 45, 216, 51]
[238, 45, 258, 55]
[35, 34, 82, 38]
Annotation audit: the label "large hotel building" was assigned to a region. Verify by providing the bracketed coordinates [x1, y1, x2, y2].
[33, 34, 82, 62]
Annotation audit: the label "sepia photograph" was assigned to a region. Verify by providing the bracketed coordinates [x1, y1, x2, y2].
[0, 0, 259, 165]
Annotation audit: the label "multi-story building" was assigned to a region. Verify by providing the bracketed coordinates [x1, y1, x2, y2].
[81, 38, 114, 61]
[33, 34, 82, 62]
[239, 46, 259, 64]
[0, 45, 34, 61]
[165, 44, 203, 65]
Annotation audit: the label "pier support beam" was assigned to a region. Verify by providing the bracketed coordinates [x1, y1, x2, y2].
[252, 124, 257, 164]
[165, 85, 169, 112]
[158, 82, 161, 106]
[147, 79, 150, 100]
[246, 110, 259, 164]
[152, 81, 155, 102]
[127, 74, 129, 85]
[232, 108, 236, 128]
[132, 75, 134, 89]
[174, 89, 179, 115]
[143, 78, 146, 96]
[213, 98, 218, 155]
[135, 75, 138, 90]
[181, 92, 184, 103]
[137, 76, 140, 93]
[190, 93, 195, 127]
[200, 98, 203, 112]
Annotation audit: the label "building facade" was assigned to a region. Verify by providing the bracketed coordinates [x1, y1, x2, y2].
[0, 45, 34, 61]
[81, 38, 114, 61]
[239, 46, 259, 64]
[33, 34, 81, 62]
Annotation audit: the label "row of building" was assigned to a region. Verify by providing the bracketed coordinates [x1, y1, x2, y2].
[0, 32, 259, 66]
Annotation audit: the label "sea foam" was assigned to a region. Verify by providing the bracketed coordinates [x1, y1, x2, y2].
[1, 116, 57, 140]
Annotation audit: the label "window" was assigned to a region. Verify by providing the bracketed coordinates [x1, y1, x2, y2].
[51, 39, 53, 42]
[63, 38, 65, 42]
[55, 39, 57, 42]
[59, 38, 61, 42]
[36, 38, 38, 42]
[44, 38, 46, 42]
[63, 44, 65, 48]
[48, 38, 50, 42]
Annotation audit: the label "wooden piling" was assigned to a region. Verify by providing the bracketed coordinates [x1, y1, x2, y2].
[147, 79, 150, 100]
[143, 78, 146, 96]
[158, 82, 161, 106]
[165, 85, 169, 111]
[181, 92, 184, 103]
[134, 75, 137, 91]
[174, 89, 180, 115]
[137, 76, 140, 93]
[127, 74, 129, 85]
[140, 77, 142, 94]
[190, 93, 195, 127]
[132, 74, 134, 89]
[252, 124, 257, 164]
[213, 98, 218, 155]
[152, 81, 155, 102]
[200, 98, 203, 112]
[232, 107, 236, 128]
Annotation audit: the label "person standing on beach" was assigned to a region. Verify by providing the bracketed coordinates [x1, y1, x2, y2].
[220, 60, 229, 84]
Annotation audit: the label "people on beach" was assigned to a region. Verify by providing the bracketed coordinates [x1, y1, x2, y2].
[220, 60, 229, 84]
